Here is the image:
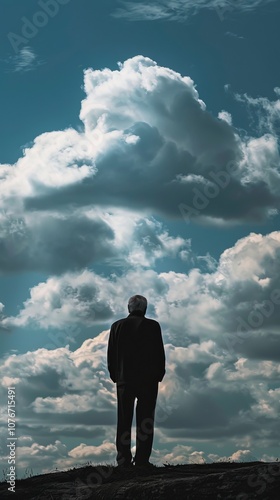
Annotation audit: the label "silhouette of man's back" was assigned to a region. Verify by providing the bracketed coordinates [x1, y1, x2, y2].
[107, 295, 165, 467]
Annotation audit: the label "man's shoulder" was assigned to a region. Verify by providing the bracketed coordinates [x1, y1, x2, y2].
[111, 317, 127, 329]
[144, 317, 161, 328]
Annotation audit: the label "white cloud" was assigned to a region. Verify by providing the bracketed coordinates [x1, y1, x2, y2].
[6, 437, 116, 475]
[218, 110, 232, 125]
[0, 128, 96, 210]
[239, 134, 280, 195]
[1, 56, 279, 229]
[159, 444, 194, 464]
[16, 440, 68, 470]
[230, 449, 253, 461]
[235, 87, 280, 137]
[68, 441, 115, 459]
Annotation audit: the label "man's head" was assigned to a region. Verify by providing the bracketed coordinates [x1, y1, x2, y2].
[128, 295, 147, 314]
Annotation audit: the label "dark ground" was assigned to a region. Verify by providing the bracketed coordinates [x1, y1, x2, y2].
[0, 461, 280, 499]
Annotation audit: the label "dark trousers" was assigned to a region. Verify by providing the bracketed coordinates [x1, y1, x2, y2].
[116, 381, 158, 465]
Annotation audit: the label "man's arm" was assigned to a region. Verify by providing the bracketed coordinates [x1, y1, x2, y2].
[156, 323, 166, 382]
[107, 325, 117, 383]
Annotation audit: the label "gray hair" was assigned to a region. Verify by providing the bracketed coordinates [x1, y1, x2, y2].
[128, 295, 147, 314]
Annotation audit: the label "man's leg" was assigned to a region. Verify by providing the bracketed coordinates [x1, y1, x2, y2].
[134, 381, 158, 465]
[116, 384, 135, 466]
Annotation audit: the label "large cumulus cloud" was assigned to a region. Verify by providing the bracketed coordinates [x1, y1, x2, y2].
[2, 231, 280, 359]
[1, 56, 279, 228]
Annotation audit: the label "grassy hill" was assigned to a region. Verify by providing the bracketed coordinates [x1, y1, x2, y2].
[1, 461, 279, 499]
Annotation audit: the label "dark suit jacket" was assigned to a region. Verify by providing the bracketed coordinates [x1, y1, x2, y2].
[107, 310, 165, 385]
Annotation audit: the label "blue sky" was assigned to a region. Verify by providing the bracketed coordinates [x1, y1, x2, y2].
[0, 0, 280, 479]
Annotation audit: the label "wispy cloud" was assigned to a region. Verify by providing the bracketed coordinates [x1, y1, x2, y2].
[10, 46, 41, 73]
[113, 0, 278, 22]
[225, 31, 244, 39]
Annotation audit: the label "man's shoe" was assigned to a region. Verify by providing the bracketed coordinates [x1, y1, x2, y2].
[134, 461, 156, 468]
[117, 461, 134, 468]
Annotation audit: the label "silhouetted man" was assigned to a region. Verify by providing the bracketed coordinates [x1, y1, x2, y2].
[107, 295, 165, 468]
